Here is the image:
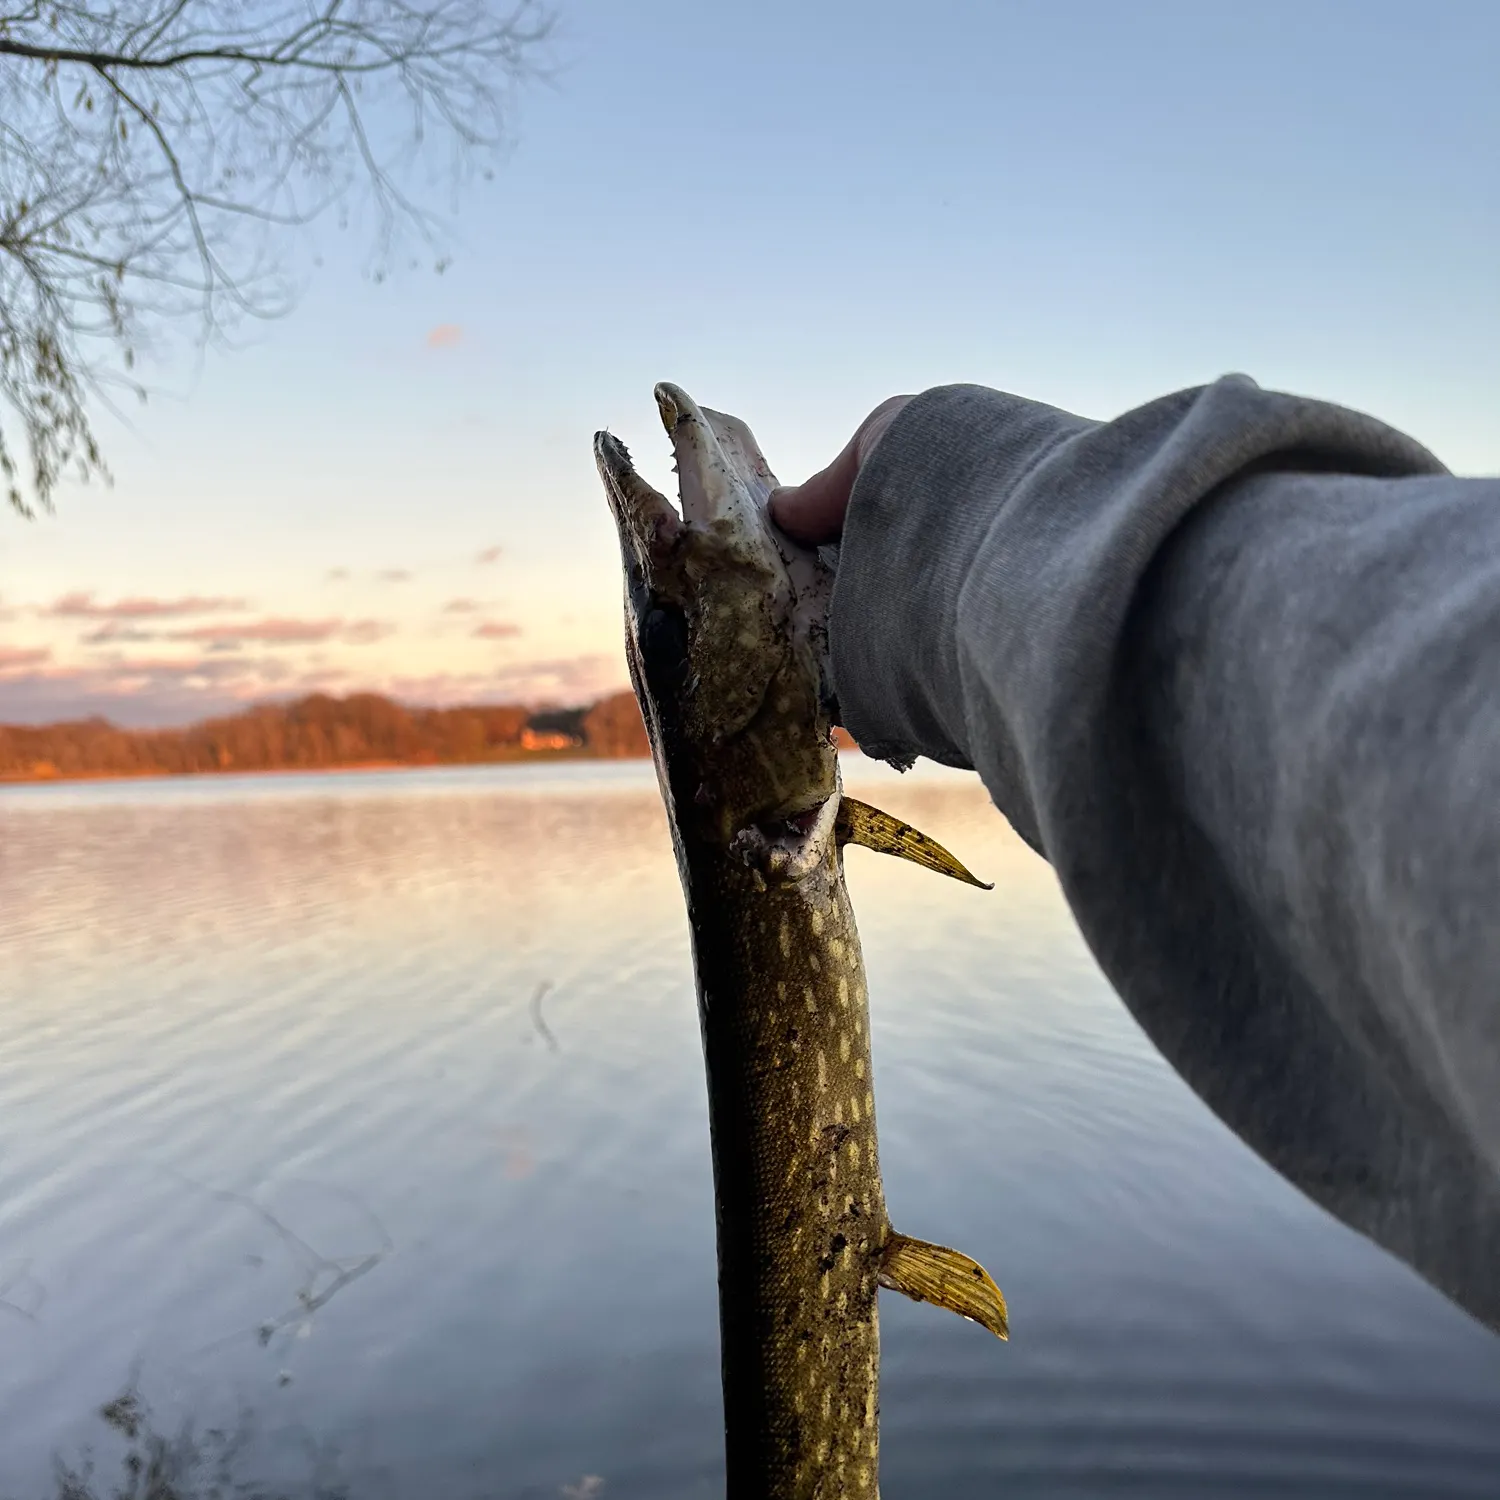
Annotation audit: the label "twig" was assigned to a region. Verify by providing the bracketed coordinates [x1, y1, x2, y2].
[162, 1170, 392, 1359]
[530, 978, 558, 1052]
[0, 1258, 45, 1321]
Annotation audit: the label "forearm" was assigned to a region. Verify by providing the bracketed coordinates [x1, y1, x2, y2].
[1132, 462, 1500, 1184]
[830, 377, 1500, 1330]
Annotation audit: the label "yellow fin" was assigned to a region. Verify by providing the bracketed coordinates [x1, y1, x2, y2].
[836, 797, 993, 889]
[877, 1231, 1009, 1340]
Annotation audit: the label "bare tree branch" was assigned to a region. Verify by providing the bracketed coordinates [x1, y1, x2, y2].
[0, 0, 555, 515]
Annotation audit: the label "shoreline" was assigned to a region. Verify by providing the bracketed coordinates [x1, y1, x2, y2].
[0, 686, 861, 787]
[0, 748, 648, 788]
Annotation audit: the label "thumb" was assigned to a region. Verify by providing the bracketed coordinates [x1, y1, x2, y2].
[768, 436, 862, 547]
[769, 395, 915, 547]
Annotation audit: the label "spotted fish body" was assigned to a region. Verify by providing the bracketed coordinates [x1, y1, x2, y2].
[595, 385, 1005, 1499]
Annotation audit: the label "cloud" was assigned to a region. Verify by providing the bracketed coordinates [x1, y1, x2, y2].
[341, 619, 395, 645]
[0, 655, 352, 727]
[472, 620, 521, 640]
[474, 545, 503, 565]
[168, 616, 344, 645]
[0, 646, 51, 672]
[1, 650, 268, 707]
[426, 323, 463, 349]
[103, 655, 250, 678]
[325, 568, 350, 582]
[377, 569, 413, 583]
[45, 591, 250, 620]
[81, 623, 158, 646]
[385, 654, 623, 709]
[441, 597, 482, 614]
[163, 616, 395, 647]
[0, 653, 626, 728]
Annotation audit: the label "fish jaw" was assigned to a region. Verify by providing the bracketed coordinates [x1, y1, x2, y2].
[595, 384, 838, 847]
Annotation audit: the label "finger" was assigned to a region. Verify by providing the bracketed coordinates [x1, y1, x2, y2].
[768, 435, 862, 545]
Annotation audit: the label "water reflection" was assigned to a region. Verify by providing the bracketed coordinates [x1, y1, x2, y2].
[2, 761, 1498, 1498]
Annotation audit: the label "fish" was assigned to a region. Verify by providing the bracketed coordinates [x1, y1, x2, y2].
[594, 383, 1006, 1499]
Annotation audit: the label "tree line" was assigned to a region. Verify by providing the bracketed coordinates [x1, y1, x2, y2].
[0, 688, 650, 780]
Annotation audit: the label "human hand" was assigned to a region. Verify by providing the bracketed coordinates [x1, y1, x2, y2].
[768, 395, 914, 546]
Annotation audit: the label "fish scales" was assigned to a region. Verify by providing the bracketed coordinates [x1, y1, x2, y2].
[695, 857, 886, 1495]
[596, 383, 1006, 1499]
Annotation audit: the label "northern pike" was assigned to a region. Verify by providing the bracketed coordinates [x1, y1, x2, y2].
[595, 384, 1006, 1499]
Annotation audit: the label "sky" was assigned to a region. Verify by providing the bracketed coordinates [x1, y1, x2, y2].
[2, 0, 1497, 726]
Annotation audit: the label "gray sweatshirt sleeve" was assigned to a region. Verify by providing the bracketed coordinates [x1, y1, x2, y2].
[829, 376, 1500, 1333]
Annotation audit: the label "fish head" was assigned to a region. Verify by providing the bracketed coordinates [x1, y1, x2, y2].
[595, 382, 838, 846]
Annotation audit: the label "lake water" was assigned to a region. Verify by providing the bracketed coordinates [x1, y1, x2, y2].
[3, 758, 1499, 1499]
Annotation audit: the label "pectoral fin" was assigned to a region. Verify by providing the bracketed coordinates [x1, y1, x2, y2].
[877, 1231, 1009, 1340]
[836, 797, 993, 889]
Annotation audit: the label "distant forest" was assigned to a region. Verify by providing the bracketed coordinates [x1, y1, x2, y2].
[0, 691, 857, 782]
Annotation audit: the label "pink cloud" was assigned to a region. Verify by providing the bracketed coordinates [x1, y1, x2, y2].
[106, 655, 244, 677]
[46, 591, 250, 620]
[473, 620, 522, 640]
[426, 323, 463, 349]
[341, 619, 395, 645]
[385, 655, 624, 708]
[442, 598, 481, 614]
[80, 622, 156, 645]
[474, 546, 503, 566]
[0, 654, 341, 727]
[169, 617, 344, 645]
[0, 653, 628, 728]
[0, 646, 51, 672]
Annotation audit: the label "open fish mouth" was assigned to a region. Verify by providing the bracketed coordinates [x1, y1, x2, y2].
[594, 383, 841, 838]
[596, 382, 834, 653]
[593, 426, 681, 557]
[594, 382, 800, 587]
